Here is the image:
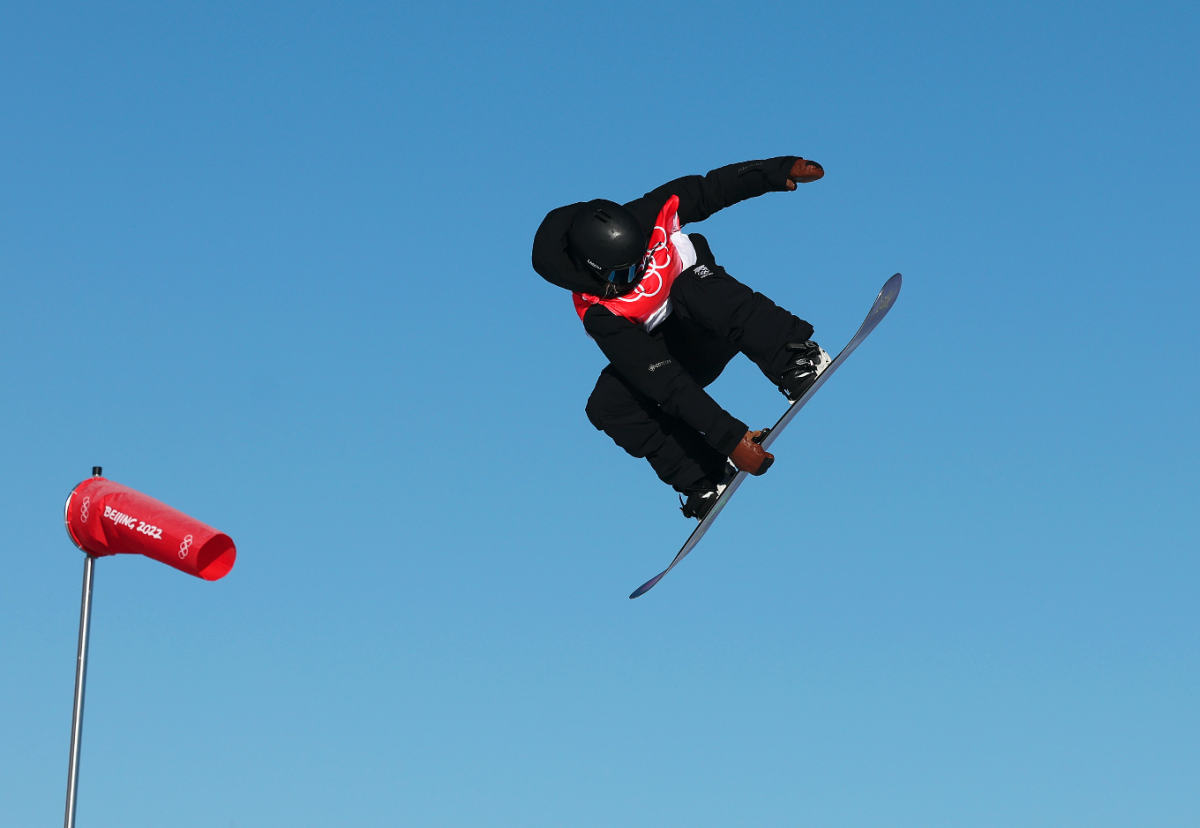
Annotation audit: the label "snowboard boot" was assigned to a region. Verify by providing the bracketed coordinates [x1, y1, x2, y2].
[678, 463, 736, 521]
[779, 340, 832, 403]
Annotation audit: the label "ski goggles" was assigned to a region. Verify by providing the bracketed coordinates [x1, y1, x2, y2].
[593, 259, 646, 287]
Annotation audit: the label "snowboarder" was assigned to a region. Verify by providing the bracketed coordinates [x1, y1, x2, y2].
[532, 156, 830, 520]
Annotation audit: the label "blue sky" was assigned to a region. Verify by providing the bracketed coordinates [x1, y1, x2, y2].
[2, 1, 1197, 826]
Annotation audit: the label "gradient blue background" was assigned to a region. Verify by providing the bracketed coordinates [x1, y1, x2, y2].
[2, 2, 1197, 826]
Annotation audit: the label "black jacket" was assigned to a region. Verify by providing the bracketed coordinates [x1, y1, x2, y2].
[532, 157, 799, 455]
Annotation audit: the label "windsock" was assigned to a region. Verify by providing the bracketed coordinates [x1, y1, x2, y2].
[63, 477, 236, 581]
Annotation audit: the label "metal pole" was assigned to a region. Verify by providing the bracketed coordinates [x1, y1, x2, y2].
[63, 554, 95, 828]
[64, 466, 101, 828]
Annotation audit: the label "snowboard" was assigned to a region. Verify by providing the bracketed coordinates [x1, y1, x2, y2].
[629, 273, 903, 599]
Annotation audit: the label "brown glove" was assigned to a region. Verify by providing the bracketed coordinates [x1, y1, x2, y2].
[730, 430, 774, 475]
[785, 158, 824, 190]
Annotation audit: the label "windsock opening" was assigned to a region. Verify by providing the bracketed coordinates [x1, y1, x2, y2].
[195, 535, 236, 581]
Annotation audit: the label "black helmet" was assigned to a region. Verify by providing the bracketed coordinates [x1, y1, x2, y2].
[568, 200, 648, 288]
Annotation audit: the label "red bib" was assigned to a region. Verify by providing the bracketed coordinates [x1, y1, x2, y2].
[573, 195, 696, 332]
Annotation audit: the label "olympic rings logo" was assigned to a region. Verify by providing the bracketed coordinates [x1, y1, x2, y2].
[615, 224, 672, 303]
[179, 534, 194, 560]
[80, 497, 91, 523]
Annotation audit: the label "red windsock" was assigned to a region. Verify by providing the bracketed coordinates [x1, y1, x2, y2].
[64, 477, 236, 581]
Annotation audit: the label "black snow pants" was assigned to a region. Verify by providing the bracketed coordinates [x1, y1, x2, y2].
[585, 265, 813, 493]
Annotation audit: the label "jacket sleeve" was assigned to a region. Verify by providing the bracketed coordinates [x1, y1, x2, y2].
[583, 305, 748, 456]
[624, 156, 799, 229]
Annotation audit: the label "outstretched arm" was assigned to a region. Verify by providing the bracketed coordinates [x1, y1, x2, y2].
[624, 157, 824, 229]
